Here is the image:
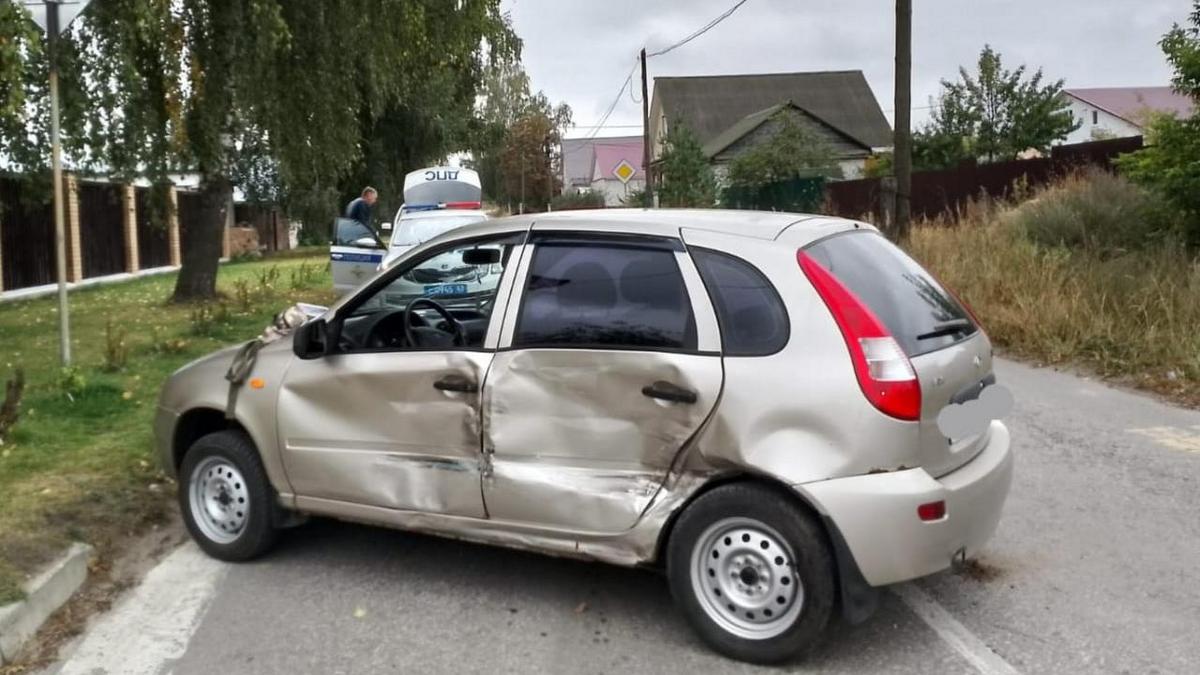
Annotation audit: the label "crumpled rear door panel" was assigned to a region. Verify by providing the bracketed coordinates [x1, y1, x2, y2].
[482, 348, 722, 534]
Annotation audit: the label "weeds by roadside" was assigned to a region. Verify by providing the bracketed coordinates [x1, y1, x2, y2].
[908, 172, 1200, 406]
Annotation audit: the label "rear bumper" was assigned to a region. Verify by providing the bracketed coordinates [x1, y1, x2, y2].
[797, 421, 1013, 587]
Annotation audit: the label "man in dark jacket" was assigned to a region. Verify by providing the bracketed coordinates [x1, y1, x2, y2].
[345, 187, 377, 228]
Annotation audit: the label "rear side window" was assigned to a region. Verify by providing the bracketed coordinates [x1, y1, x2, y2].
[691, 248, 789, 356]
[515, 242, 697, 351]
[804, 231, 976, 357]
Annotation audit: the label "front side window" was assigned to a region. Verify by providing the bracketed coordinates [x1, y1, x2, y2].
[337, 236, 518, 352]
[334, 217, 378, 246]
[514, 241, 697, 351]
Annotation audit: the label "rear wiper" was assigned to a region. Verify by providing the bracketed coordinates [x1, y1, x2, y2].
[916, 319, 974, 341]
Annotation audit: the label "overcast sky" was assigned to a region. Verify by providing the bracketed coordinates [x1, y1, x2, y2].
[504, 0, 1188, 139]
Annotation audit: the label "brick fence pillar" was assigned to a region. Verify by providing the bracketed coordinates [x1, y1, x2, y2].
[167, 186, 181, 266]
[64, 173, 83, 282]
[122, 184, 140, 273]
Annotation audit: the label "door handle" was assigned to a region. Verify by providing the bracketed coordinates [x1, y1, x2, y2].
[434, 374, 478, 393]
[641, 380, 697, 404]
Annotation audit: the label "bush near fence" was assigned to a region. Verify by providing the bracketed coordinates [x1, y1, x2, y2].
[825, 136, 1144, 223]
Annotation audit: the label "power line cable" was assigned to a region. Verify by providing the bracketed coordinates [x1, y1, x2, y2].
[646, 0, 750, 58]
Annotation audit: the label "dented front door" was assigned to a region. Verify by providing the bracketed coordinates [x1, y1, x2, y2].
[277, 350, 490, 517]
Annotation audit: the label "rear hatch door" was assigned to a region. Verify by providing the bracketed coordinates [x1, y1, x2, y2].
[805, 231, 994, 477]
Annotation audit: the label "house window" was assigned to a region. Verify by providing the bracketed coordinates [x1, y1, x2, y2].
[1092, 111, 1099, 125]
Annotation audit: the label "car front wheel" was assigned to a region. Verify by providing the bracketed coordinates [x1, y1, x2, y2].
[666, 483, 835, 664]
[179, 430, 278, 561]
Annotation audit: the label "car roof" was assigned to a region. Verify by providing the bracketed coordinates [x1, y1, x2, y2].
[429, 208, 860, 243]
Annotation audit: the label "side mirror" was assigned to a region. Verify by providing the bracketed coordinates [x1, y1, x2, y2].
[352, 236, 382, 249]
[293, 319, 329, 359]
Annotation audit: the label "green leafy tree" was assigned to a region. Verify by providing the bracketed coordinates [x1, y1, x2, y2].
[471, 58, 571, 205]
[0, 0, 514, 300]
[656, 123, 716, 208]
[916, 45, 1078, 168]
[500, 108, 571, 211]
[1117, 1, 1200, 239]
[726, 112, 843, 187]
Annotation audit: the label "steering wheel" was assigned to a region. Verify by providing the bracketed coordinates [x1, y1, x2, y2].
[405, 297, 464, 348]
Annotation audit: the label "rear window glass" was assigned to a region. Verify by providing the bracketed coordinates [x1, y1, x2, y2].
[692, 248, 789, 356]
[804, 231, 976, 357]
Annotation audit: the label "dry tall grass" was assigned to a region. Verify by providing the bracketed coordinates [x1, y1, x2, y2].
[907, 180, 1200, 405]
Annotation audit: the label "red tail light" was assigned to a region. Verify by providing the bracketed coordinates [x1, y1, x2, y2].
[797, 250, 922, 421]
[917, 500, 946, 521]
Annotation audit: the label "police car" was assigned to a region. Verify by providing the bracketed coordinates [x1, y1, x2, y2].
[330, 166, 487, 295]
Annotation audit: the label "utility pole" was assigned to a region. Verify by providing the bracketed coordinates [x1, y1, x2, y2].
[894, 0, 912, 242]
[46, 0, 71, 365]
[640, 48, 652, 203]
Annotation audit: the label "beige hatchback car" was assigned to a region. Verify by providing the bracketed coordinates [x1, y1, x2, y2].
[156, 209, 1013, 664]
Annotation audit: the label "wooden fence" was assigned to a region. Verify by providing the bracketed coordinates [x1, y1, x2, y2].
[825, 136, 1145, 223]
[0, 177, 56, 290]
[79, 182, 127, 278]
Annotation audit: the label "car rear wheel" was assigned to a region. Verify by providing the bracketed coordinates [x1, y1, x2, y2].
[179, 430, 278, 561]
[666, 483, 835, 664]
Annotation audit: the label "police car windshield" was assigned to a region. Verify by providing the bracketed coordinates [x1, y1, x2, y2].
[393, 214, 486, 247]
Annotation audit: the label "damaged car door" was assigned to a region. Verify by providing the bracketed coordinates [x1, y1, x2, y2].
[482, 233, 723, 534]
[277, 233, 524, 518]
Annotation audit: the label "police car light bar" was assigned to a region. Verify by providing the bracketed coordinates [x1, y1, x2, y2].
[402, 201, 482, 213]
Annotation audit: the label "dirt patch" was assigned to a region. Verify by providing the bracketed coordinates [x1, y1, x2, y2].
[0, 511, 186, 675]
[954, 557, 1004, 583]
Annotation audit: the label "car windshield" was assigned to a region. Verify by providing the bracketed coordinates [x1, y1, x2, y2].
[392, 214, 486, 247]
[352, 243, 511, 316]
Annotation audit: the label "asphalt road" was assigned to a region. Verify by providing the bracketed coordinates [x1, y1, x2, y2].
[44, 358, 1200, 674]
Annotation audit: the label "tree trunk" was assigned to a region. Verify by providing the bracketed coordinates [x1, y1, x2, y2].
[172, 175, 231, 302]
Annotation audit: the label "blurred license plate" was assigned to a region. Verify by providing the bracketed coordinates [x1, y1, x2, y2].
[423, 283, 468, 296]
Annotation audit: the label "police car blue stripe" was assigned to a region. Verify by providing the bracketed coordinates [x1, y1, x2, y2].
[333, 252, 384, 263]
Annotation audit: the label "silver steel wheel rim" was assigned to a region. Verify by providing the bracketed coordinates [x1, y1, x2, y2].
[690, 517, 804, 640]
[188, 457, 250, 545]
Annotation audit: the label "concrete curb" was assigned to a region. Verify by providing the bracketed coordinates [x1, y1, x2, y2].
[0, 543, 93, 665]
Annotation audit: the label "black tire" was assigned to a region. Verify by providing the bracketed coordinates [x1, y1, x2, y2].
[178, 430, 279, 561]
[666, 482, 836, 664]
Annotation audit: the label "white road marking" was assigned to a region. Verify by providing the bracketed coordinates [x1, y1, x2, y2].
[1128, 425, 1200, 454]
[54, 543, 226, 675]
[892, 583, 1022, 675]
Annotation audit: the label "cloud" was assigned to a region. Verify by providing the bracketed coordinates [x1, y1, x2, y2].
[506, 0, 1183, 137]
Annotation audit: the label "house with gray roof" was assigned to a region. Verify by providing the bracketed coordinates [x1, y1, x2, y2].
[648, 70, 893, 181]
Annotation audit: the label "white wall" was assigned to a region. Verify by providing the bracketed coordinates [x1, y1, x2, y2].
[588, 178, 646, 206]
[1062, 98, 1143, 145]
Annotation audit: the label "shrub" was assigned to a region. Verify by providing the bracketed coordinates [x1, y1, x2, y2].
[1013, 170, 1183, 254]
[255, 265, 281, 293]
[0, 369, 25, 441]
[189, 303, 231, 335]
[290, 261, 319, 289]
[909, 196, 1200, 402]
[57, 366, 87, 399]
[233, 278, 254, 313]
[550, 190, 606, 211]
[102, 320, 129, 372]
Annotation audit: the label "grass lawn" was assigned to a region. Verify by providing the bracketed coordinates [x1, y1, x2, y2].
[0, 253, 336, 604]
